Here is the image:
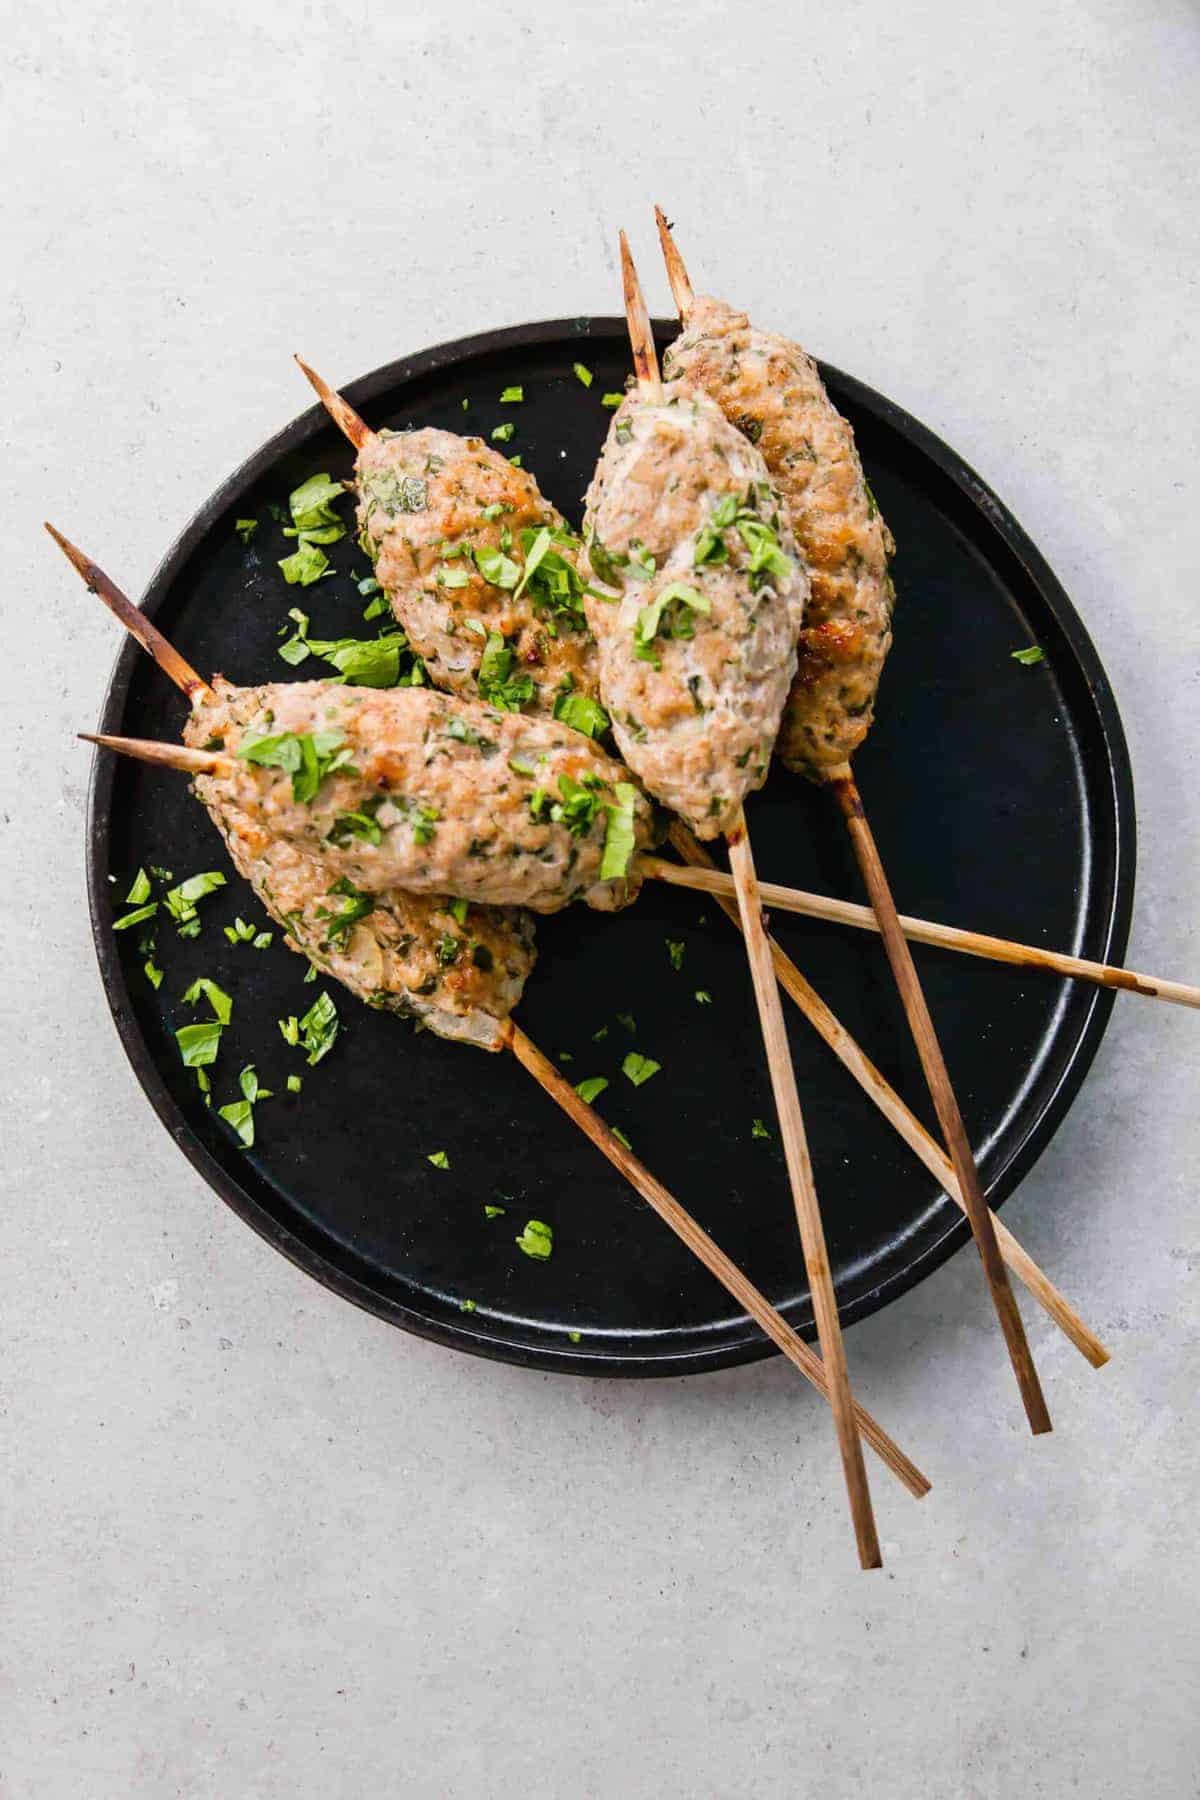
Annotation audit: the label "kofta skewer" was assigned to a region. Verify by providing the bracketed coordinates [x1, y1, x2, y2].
[591, 235, 881, 1570]
[56, 530, 928, 1501]
[295, 364, 1110, 1368]
[656, 212, 1052, 1438]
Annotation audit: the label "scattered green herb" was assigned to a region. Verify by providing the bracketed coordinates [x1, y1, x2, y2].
[427, 1150, 450, 1170]
[114, 901, 158, 932]
[600, 392, 624, 409]
[298, 991, 339, 1064]
[751, 1117, 772, 1140]
[694, 989, 712, 1005]
[237, 730, 356, 805]
[234, 518, 259, 544]
[500, 385, 524, 403]
[278, 541, 332, 586]
[553, 689, 609, 738]
[478, 632, 535, 711]
[1011, 646, 1045, 666]
[143, 958, 163, 990]
[163, 871, 226, 938]
[181, 977, 233, 1026]
[622, 1051, 661, 1088]
[125, 868, 152, 905]
[574, 1076, 609, 1105]
[600, 782, 638, 880]
[515, 1218, 553, 1260]
[224, 917, 257, 945]
[286, 1074, 302, 1094]
[175, 1020, 222, 1068]
[484, 1204, 506, 1219]
[633, 582, 711, 667]
[491, 422, 515, 444]
[572, 362, 593, 388]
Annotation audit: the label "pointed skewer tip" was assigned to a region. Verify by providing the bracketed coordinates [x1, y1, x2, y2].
[293, 356, 373, 450]
[617, 229, 661, 397]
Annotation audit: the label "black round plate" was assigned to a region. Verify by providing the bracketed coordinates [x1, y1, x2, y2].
[85, 318, 1135, 1376]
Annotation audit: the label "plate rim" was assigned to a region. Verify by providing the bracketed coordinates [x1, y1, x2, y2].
[84, 315, 1137, 1377]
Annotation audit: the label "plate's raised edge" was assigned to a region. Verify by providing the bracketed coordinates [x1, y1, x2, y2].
[83, 318, 1136, 1377]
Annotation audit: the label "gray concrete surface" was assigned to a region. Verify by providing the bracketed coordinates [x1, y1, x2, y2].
[4, 1, 1198, 1794]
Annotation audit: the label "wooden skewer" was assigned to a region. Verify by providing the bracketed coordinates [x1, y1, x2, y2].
[289, 339, 1111, 1373]
[654, 204, 695, 315]
[668, 825, 1110, 1369]
[653, 216, 1053, 1437]
[830, 769, 1051, 1432]
[644, 856, 1199, 1012]
[78, 732, 230, 775]
[620, 230, 881, 1570]
[63, 537, 928, 1507]
[727, 814, 883, 1565]
[46, 523, 214, 705]
[293, 357, 376, 450]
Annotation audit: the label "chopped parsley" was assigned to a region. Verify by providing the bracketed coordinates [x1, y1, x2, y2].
[285, 473, 348, 546]
[278, 1015, 300, 1046]
[552, 688, 609, 739]
[237, 729, 356, 804]
[435, 933, 461, 965]
[751, 1117, 772, 1140]
[484, 1204, 506, 1219]
[500, 385, 524, 403]
[460, 1299, 477, 1313]
[622, 1051, 661, 1088]
[550, 773, 603, 837]
[113, 901, 158, 932]
[574, 1076, 609, 1104]
[217, 1070, 270, 1148]
[633, 582, 711, 667]
[286, 1074, 302, 1094]
[125, 867, 152, 905]
[234, 518, 259, 544]
[1011, 646, 1045, 666]
[253, 932, 273, 949]
[572, 362, 593, 388]
[163, 871, 226, 938]
[694, 989, 712, 1005]
[600, 392, 624, 409]
[316, 877, 374, 948]
[175, 1020, 222, 1068]
[515, 1218, 553, 1260]
[224, 916, 257, 944]
[327, 795, 385, 847]
[277, 608, 419, 688]
[491, 422, 515, 444]
[278, 541, 332, 587]
[665, 939, 685, 971]
[427, 1150, 450, 1169]
[616, 1012, 636, 1033]
[611, 1126, 632, 1151]
[599, 783, 638, 880]
[478, 632, 535, 712]
[513, 525, 587, 620]
[411, 805, 439, 846]
[473, 545, 520, 589]
[298, 990, 339, 1064]
[568, 1330, 581, 1344]
[143, 958, 163, 990]
[181, 977, 233, 1025]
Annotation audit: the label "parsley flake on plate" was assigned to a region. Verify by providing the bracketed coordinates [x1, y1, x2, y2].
[1011, 645, 1045, 666]
[574, 1076, 609, 1105]
[484, 1204, 506, 1219]
[125, 867, 152, 905]
[572, 362, 593, 388]
[751, 1117, 772, 1140]
[427, 1150, 450, 1170]
[163, 871, 226, 938]
[491, 422, 515, 444]
[278, 541, 332, 587]
[234, 518, 259, 544]
[113, 901, 158, 932]
[515, 1219, 553, 1260]
[600, 393, 624, 409]
[500, 385, 524, 403]
[622, 1051, 661, 1088]
[175, 1020, 223, 1069]
[299, 991, 339, 1065]
[694, 989, 712, 1006]
[665, 939, 685, 970]
[181, 977, 233, 1026]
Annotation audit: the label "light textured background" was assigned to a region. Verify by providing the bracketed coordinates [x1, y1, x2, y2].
[4, 1, 1198, 1795]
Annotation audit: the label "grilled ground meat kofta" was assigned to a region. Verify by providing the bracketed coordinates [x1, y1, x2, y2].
[204, 788, 535, 1051]
[581, 381, 806, 838]
[663, 295, 894, 780]
[184, 678, 652, 913]
[356, 428, 601, 719]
